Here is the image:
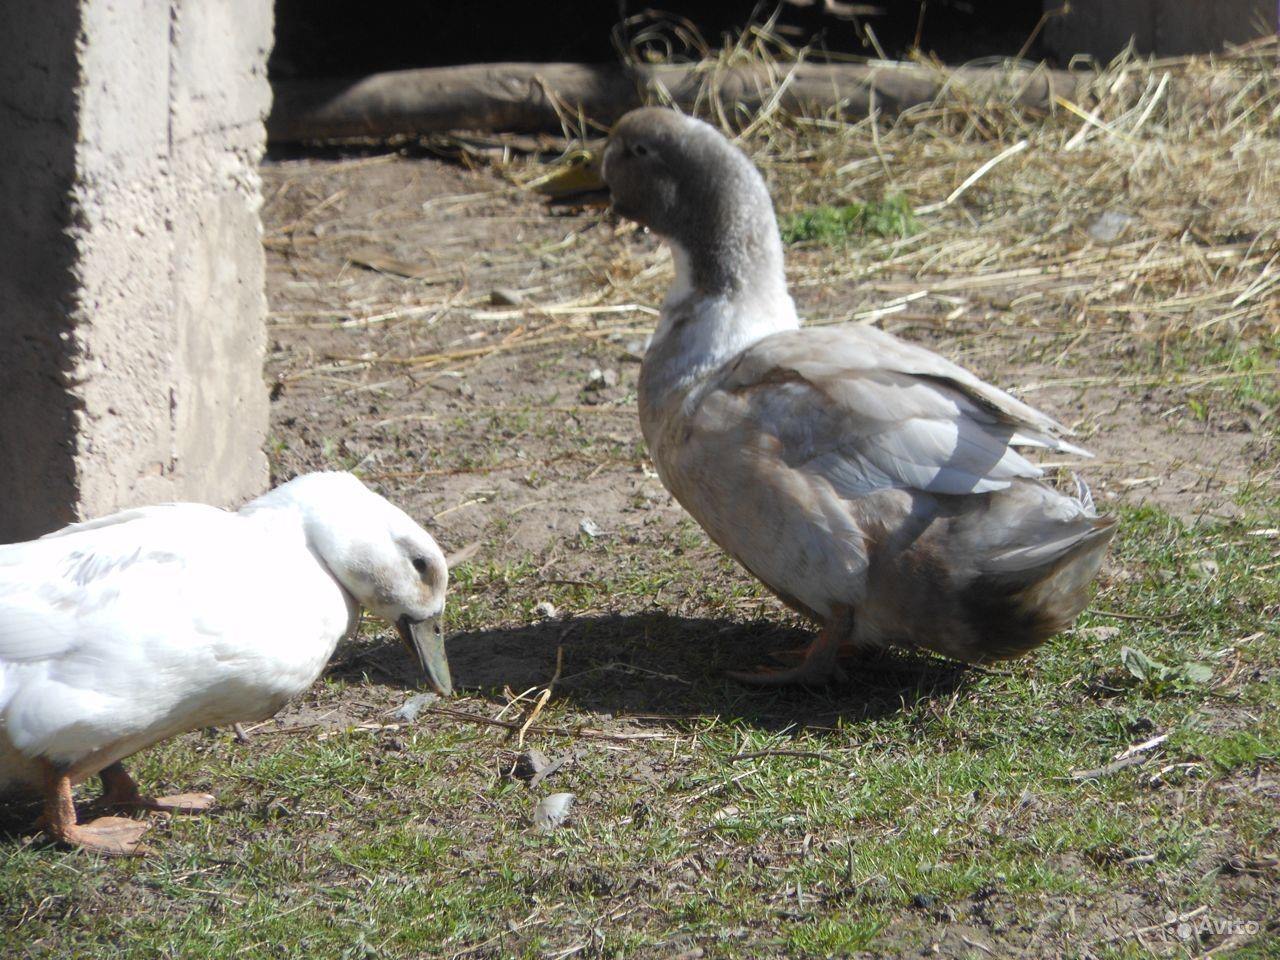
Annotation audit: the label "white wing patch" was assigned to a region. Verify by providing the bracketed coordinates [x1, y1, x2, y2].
[0, 510, 198, 670]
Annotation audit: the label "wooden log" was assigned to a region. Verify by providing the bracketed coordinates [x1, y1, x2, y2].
[267, 60, 1087, 143]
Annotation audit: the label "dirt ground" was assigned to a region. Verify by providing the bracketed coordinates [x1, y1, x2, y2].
[7, 100, 1277, 958]
[249, 146, 1277, 957]
[263, 149, 1273, 552]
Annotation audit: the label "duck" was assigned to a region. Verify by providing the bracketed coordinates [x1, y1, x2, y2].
[0, 471, 451, 855]
[600, 107, 1117, 685]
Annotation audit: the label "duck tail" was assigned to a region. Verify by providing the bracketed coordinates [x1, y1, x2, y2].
[958, 510, 1117, 661]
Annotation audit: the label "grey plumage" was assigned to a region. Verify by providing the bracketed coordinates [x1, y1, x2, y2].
[603, 108, 1116, 682]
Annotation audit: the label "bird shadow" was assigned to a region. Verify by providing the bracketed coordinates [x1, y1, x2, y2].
[340, 612, 979, 733]
[0, 615, 977, 847]
[0, 801, 40, 846]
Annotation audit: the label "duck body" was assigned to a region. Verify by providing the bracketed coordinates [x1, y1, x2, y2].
[0, 471, 451, 853]
[607, 108, 1116, 681]
[640, 322, 1114, 666]
[0, 501, 354, 796]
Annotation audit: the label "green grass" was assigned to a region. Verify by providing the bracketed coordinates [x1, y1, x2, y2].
[2, 498, 1276, 958]
[779, 195, 919, 245]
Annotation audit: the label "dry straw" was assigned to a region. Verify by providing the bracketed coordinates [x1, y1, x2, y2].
[479, 18, 1280, 393]
[271, 19, 1279, 399]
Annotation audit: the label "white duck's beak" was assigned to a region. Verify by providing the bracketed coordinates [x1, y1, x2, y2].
[397, 613, 452, 697]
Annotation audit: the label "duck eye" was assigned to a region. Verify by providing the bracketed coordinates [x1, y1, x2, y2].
[412, 556, 428, 574]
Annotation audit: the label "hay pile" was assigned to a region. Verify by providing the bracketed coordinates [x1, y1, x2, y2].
[270, 29, 1278, 420]
[516, 29, 1279, 365]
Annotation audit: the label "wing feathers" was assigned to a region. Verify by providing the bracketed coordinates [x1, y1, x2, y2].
[714, 325, 1089, 497]
[0, 506, 217, 668]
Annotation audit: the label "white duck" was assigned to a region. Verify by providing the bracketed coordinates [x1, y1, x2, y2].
[601, 108, 1117, 685]
[0, 471, 451, 855]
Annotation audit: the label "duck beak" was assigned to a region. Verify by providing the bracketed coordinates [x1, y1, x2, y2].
[397, 613, 453, 697]
[529, 149, 610, 206]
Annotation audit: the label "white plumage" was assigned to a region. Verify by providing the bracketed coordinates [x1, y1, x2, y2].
[0, 471, 450, 854]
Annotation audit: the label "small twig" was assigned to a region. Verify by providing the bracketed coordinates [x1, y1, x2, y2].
[1096, 905, 1207, 944]
[1115, 733, 1169, 760]
[1069, 752, 1154, 781]
[960, 935, 995, 956]
[557, 662, 692, 686]
[511, 646, 564, 747]
[1118, 852, 1157, 865]
[685, 769, 758, 805]
[1087, 608, 1176, 622]
[424, 704, 668, 744]
[1146, 761, 1203, 785]
[433, 499, 487, 521]
[915, 139, 1029, 215]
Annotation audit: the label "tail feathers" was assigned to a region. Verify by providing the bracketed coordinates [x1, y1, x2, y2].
[959, 514, 1117, 661]
[1073, 472, 1096, 512]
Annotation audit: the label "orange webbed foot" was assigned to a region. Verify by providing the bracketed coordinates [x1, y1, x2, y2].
[53, 816, 152, 857]
[97, 762, 215, 815]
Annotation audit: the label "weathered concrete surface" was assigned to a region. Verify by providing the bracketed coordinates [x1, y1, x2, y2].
[1044, 0, 1277, 61]
[0, 0, 273, 540]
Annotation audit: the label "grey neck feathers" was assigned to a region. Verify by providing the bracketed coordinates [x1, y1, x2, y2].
[684, 221, 787, 301]
[686, 195, 783, 300]
[672, 144, 788, 301]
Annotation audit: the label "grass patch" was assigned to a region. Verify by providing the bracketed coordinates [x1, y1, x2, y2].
[779, 195, 918, 245]
[2, 500, 1276, 957]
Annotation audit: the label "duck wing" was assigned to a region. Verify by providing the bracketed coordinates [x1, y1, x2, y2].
[708, 324, 1090, 499]
[0, 506, 231, 665]
[35, 502, 227, 540]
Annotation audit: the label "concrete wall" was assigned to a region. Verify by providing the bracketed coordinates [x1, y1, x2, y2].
[0, 0, 273, 540]
[1044, 0, 1277, 61]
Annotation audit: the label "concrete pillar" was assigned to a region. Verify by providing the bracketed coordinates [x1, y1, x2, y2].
[0, 0, 272, 540]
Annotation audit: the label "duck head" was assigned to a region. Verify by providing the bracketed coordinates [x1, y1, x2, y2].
[249, 472, 453, 696]
[346, 513, 452, 699]
[601, 108, 786, 297]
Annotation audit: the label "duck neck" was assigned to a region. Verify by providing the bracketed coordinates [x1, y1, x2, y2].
[637, 242, 795, 442]
[666, 189, 790, 296]
[238, 482, 361, 605]
[648, 236, 797, 382]
[641, 162, 800, 414]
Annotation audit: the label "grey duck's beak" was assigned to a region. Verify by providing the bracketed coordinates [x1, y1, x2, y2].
[396, 613, 452, 697]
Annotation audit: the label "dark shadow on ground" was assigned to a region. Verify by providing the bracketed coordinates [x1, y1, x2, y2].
[0, 797, 40, 847]
[0, 614, 974, 846]
[332, 612, 977, 732]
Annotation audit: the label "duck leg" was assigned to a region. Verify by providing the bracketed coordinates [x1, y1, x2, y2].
[39, 761, 151, 857]
[98, 762, 216, 814]
[729, 609, 853, 686]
